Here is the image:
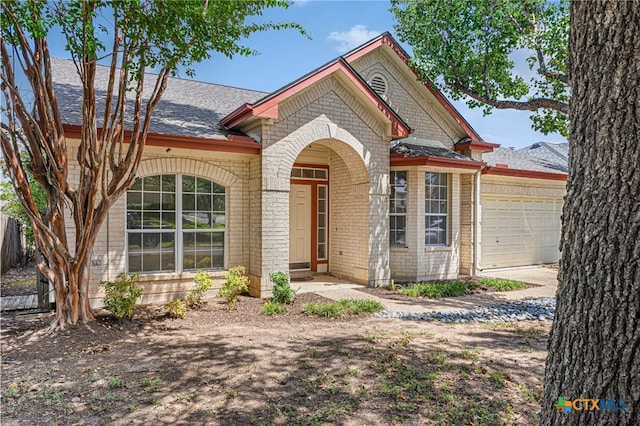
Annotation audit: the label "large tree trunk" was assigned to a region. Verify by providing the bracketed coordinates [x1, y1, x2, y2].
[540, 1, 639, 424]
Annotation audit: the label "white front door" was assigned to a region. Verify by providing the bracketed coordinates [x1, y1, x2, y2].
[289, 184, 311, 269]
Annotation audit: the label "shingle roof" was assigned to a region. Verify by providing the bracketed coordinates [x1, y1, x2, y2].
[517, 142, 569, 172]
[390, 138, 481, 163]
[484, 147, 567, 174]
[51, 57, 267, 139]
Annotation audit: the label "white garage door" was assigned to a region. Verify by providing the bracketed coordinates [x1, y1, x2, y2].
[481, 197, 563, 269]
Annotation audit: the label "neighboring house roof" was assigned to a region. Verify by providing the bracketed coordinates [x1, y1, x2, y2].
[220, 56, 412, 138]
[483, 147, 568, 181]
[51, 57, 267, 141]
[390, 137, 483, 170]
[518, 142, 569, 173]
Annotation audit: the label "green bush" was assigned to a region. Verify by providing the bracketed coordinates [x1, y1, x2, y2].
[164, 299, 187, 319]
[219, 266, 249, 309]
[480, 278, 528, 291]
[100, 273, 143, 319]
[398, 281, 468, 298]
[185, 270, 214, 309]
[302, 299, 385, 318]
[269, 271, 296, 304]
[261, 300, 286, 315]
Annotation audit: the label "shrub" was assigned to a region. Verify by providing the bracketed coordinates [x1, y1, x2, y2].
[185, 270, 214, 309]
[261, 300, 286, 315]
[219, 266, 249, 309]
[164, 299, 187, 319]
[302, 299, 385, 318]
[269, 271, 296, 304]
[398, 281, 468, 298]
[100, 273, 143, 319]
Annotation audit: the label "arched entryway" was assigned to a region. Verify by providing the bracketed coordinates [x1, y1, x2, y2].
[287, 138, 372, 284]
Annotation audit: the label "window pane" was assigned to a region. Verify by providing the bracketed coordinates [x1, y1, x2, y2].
[318, 244, 326, 259]
[182, 175, 195, 192]
[142, 232, 160, 248]
[182, 193, 195, 211]
[213, 182, 225, 194]
[144, 192, 161, 211]
[127, 192, 142, 210]
[143, 212, 161, 229]
[318, 185, 326, 198]
[143, 175, 161, 192]
[162, 175, 175, 192]
[197, 194, 211, 211]
[127, 212, 142, 229]
[212, 232, 224, 246]
[128, 253, 141, 273]
[128, 233, 142, 251]
[213, 195, 225, 212]
[162, 193, 175, 210]
[196, 177, 212, 193]
[212, 214, 225, 229]
[131, 179, 142, 191]
[143, 254, 161, 272]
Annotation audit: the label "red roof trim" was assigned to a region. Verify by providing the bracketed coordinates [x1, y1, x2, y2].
[220, 58, 411, 138]
[454, 140, 500, 153]
[62, 124, 261, 155]
[343, 33, 483, 142]
[390, 154, 484, 170]
[482, 166, 567, 181]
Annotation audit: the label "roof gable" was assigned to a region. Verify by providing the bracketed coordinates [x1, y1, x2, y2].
[219, 57, 412, 139]
[342, 33, 483, 142]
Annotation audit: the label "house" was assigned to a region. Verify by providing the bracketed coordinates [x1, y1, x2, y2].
[51, 33, 567, 306]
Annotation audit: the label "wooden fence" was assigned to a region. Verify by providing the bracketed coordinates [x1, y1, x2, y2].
[1, 213, 23, 275]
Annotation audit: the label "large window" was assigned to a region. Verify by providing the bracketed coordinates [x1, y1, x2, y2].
[127, 175, 225, 273]
[390, 171, 407, 246]
[425, 172, 448, 246]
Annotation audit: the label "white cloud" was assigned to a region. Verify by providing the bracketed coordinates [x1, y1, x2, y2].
[327, 25, 381, 53]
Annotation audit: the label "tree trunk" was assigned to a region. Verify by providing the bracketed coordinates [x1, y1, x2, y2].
[540, 1, 640, 424]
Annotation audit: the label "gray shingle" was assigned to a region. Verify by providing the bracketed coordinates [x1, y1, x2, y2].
[484, 147, 567, 174]
[390, 137, 481, 163]
[517, 142, 569, 172]
[51, 57, 267, 139]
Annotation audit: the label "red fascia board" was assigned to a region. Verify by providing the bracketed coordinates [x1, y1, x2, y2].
[454, 140, 501, 153]
[62, 124, 261, 155]
[482, 166, 567, 181]
[390, 154, 484, 170]
[220, 58, 411, 138]
[344, 33, 483, 142]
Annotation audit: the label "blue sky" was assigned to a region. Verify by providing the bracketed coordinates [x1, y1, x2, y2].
[45, 0, 566, 149]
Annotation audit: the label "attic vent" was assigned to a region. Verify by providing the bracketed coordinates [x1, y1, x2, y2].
[369, 73, 388, 98]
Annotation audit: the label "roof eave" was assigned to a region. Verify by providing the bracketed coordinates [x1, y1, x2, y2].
[390, 153, 484, 170]
[482, 166, 568, 181]
[62, 124, 261, 155]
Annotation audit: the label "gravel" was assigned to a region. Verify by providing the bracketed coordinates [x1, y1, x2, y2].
[374, 297, 555, 323]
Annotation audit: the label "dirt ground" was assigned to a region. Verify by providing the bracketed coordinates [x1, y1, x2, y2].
[1, 278, 550, 426]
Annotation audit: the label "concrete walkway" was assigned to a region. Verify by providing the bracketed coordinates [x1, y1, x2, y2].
[297, 266, 558, 313]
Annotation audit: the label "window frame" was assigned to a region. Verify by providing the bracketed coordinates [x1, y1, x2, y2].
[126, 174, 227, 274]
[390, 170, 408, 247]
[424, 172, 449, 247]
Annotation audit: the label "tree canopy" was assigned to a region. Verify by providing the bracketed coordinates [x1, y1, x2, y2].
[0, 0, 304, 330]
[390, 0, 569, 136]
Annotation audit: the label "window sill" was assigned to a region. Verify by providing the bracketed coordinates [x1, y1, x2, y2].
[136, 270, 226, 282]
[424, 245, 451, 252]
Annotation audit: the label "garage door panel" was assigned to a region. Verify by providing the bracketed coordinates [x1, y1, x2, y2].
[481, 196, 562, 269]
